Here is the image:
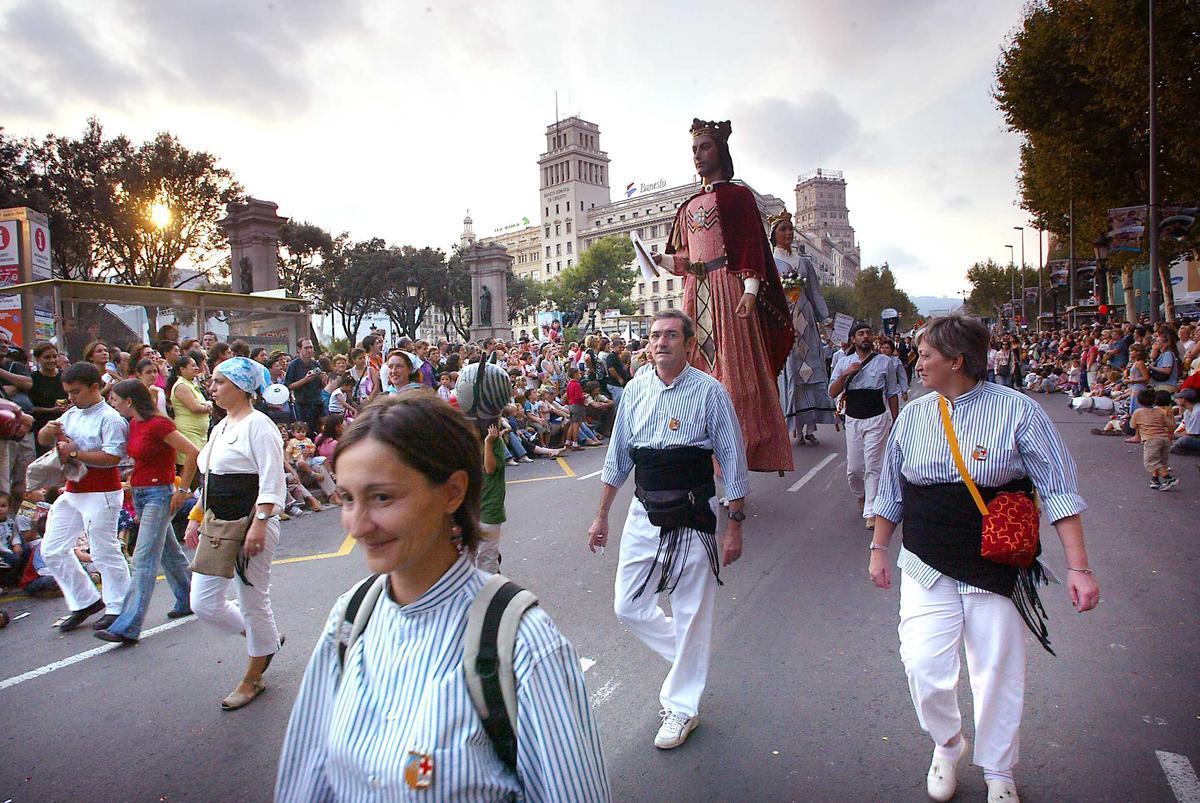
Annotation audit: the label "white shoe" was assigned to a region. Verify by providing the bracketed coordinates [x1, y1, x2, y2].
[926, 737, 968, 801]
[654, 709, 698, 749]
[986, 779, 1019, 803]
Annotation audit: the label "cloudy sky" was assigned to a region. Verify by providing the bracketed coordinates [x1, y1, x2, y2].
[1, 0, 1038, 298]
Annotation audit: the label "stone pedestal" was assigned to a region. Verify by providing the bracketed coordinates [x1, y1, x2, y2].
[465, 242, 511, 342]
[218, 198, 288, 294]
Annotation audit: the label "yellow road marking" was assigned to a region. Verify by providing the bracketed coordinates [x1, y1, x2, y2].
[556, 457, 576, 477]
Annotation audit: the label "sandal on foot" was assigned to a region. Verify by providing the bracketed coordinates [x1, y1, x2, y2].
[221, 680, 265, 711]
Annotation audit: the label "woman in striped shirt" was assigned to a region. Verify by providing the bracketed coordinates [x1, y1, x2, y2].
[276, 393, 609, 802]
[867, 315, 1100, 803]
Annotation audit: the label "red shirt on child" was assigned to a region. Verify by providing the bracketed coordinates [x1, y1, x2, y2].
[566, 379, 585, 405]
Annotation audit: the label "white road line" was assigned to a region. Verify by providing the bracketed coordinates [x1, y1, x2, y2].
[788, 453, 838, 492]
[1157, 751, 1200, 802]
[579, 657, 596, 672]
[0, 616, 195, 692]
[576, 469, 603, 481]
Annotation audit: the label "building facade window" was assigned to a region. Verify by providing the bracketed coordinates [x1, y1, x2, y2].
[555, 223, 561, 236]
[565, 220, 572, 233]
[545, 246, 551, 258]
[652, 281, 659, 293]
[666, 279, 674, 291]
[566, 242, 572, 254]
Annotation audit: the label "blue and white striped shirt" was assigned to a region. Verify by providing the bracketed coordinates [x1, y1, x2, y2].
[829, 349, 899, 398]
[275, 556, 610, 802]
[600, 364, 749, 501]
[874, 381, 1085, 593]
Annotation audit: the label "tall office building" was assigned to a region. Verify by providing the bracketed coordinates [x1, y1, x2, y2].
[537, 117, 612, 280]
[794, 169, 857, 258]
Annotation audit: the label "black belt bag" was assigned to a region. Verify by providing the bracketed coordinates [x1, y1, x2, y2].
[635, 486, 714, 531]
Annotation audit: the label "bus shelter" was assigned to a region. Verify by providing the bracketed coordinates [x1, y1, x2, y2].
[0, 279, 312, 358]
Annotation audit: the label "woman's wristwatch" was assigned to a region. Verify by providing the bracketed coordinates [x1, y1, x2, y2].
[869, 542, 887, 552]
[255, 511, 271, 521]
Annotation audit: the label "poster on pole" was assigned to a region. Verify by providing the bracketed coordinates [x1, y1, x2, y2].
[831, 312, 853, 345]
[29, 219, 51, 279]
[0, 221, 18, 285]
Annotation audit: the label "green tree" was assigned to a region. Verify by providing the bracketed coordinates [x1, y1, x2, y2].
[853, 264, 919, 327]
[309, 236, 386, 342]
[542, 236, 637, 326]
[377, 246, 449, 340]
[965, 259, 1039, 319]
[995, 0, 1200, 321]
[506, 272, 543, 323]
[278, 221, 333, 298]
[821, 284, 857, 321]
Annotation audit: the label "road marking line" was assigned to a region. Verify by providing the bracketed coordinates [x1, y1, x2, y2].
[788, 453, 838, 492]
[579, 657, 596, 672]
[274, 533, 356, 565]
[1157, 751, 1200, 802]
[508, 474, 570, 485]
[556, 457, 576, 477]
[576, 469, 603, 481]
[0, 616, 195, 692]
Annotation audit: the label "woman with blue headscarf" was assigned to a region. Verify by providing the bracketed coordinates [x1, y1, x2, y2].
[184, 357, 288, 711]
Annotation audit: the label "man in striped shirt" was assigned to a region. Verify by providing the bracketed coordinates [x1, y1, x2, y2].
[588, 309, 749, 750]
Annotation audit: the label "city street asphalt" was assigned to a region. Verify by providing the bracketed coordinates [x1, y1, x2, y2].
[0, 386, 1196, 802]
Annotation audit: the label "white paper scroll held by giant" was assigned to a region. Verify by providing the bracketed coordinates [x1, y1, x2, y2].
[630, 232, 659, 282]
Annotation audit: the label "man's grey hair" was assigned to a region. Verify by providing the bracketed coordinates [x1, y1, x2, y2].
[915, 314, 989, 381]
[651, 308, 696, 340]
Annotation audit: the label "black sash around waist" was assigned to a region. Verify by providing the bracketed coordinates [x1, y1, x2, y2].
[629, 446, 720, 598]
[902, 476, 1054, 654]
[844, 388, 886, 419]
[205, 473, 259, 521]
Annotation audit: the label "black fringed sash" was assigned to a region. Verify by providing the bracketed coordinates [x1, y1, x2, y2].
[901, 477, 1055, 654]
[630, 446, 719, 600]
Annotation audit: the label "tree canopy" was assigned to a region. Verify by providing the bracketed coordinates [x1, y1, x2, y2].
[994, 0, 1200, 318]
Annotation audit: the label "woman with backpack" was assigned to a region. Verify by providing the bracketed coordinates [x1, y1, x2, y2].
[275, 392, 609, 802]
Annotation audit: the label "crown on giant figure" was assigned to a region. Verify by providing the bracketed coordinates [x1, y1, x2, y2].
[689, 118, 732, 142]
[767, 209, 793, 229]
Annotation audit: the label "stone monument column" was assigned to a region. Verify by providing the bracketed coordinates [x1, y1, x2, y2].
[218, 198, 288, 294]
[464, 241, 511, 342]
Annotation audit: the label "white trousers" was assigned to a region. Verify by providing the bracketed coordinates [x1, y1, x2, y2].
[475, 522, 502, 574]
[845, 411, 892, 518]
[898, 573, 1026, 772]
[42, 490, 129, 614]
[613, 499, 717, 718]
[191, 523, 281, 657]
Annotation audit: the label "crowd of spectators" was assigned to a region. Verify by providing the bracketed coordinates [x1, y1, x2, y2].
[984, 319, 1200, 487]
[0, 322, 657, 599]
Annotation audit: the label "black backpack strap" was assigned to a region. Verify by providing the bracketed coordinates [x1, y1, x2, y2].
[464, 574, 539, 774]
[337, 574, 384, 667]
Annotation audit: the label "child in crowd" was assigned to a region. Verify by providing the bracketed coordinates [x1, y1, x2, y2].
[436, 372, 454, 402]
[1041, 367, 1061, 394]
[0, 492, 32, 591]
[327, 374, 355, 417]
[1065, 359, 1082, 396]
[1129, 387, 1177, 490]
[584, 381, 615, 436]
[478, 420, 506, 574]
[286, 421, 341, 506]
[1024, 369, 1043, 392]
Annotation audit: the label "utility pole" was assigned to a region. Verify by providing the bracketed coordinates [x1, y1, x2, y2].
[1068, 199, 1076, 329]
[1147, 0, 1161, 324]
[1014, 226, 1026, 329]
[1006, 244, 1015, 329]
[1037, 227, 1044, 332]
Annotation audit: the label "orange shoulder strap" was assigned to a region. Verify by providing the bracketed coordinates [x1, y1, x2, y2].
[938, 395, 988, 516]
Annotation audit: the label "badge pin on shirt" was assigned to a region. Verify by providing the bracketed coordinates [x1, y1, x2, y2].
[404, 751, 434, 790]
[971, 445, 988, 461]
[668, 417, 681, 431]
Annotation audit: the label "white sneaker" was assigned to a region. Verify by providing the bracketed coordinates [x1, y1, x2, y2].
[654, 709, 698, 749]
[926, 737, 968, 802]
[986, 779, 1019, 803]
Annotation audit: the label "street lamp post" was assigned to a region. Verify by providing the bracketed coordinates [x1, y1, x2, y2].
[1036, 227, 1044, 332]
[1014, 226, 1025, 329]
[1147, 0, 1161, 324]
[1005, 244, 1015, 329]
[406, 283, 418, 339]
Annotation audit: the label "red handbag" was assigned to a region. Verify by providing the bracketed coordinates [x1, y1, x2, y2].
[939, 396, 1039, 567]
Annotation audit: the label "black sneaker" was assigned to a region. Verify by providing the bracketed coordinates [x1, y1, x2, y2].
[1150, 477, 1162, 490]
[93, 629, 137, 646]
[1158, 475, 1179, 490]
